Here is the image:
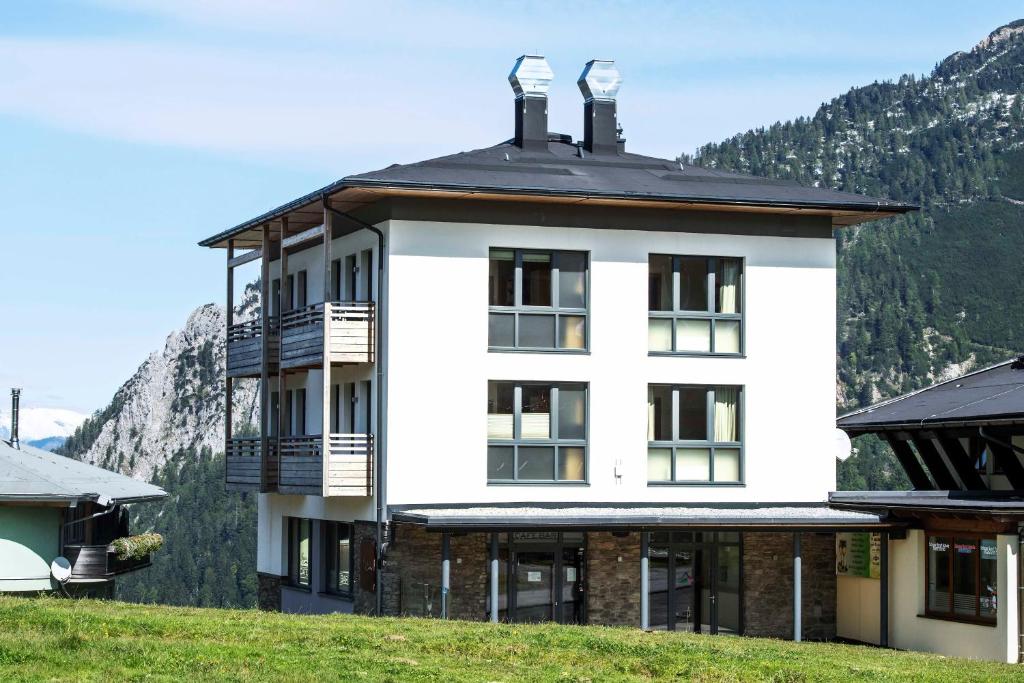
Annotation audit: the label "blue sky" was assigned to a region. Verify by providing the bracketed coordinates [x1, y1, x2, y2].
[1, 0, 1020, 413]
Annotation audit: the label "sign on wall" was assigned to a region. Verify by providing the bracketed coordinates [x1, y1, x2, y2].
[835, 532, 881, 579]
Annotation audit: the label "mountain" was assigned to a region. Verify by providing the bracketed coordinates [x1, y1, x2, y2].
[59, 284, 262, 607]
[688, 20, 1024, 489]
[59, 285, 261, 480]
[0, 406, 87, 446]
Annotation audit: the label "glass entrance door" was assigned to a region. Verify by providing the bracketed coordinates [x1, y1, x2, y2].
[649, 532, 742, 634]
[514, 551, 555, 623]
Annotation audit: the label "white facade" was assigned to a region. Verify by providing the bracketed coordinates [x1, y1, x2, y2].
[257, 215, 838, 572]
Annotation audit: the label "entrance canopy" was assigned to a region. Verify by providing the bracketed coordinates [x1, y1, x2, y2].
[391, 503, 892, 531]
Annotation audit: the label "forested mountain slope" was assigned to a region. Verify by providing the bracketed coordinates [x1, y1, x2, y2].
[689, 21, 1024, 488]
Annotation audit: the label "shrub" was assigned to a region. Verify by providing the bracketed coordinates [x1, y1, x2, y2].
[111, 533, 164, 561]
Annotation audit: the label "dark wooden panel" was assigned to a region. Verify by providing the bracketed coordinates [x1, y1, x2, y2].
[884, 436, 934, 490]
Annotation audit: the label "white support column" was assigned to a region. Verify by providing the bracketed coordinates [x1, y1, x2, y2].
[441, 532, 451, 619]
[490, 533, 499, 623]
[793, 532, 802, 642]
[998, 533, 1019, 664]
[640, 531, 650, 630]
[321, 207, 333, 496]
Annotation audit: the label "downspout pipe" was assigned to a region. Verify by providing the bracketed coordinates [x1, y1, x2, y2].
[323, 197, 387, 617]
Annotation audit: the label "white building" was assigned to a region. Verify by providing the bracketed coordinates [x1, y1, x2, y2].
[201, 56, 914, 640]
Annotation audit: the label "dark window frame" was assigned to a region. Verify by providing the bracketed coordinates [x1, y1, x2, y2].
[487, 381, 588, 484]
[322, 521, 355, 598]
[647, 384, 744, 486]
[488, 248, 589, 353]
[648, 254, 744, 357]
[924, 532, 997, 625]
[286, 517, 312, 591]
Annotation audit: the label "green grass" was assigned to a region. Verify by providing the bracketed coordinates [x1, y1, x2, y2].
[0, 597, 1020, 682]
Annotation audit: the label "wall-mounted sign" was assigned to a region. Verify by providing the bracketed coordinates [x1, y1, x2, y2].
[836, 532, 881, 579]
[527, 571, 542, 583]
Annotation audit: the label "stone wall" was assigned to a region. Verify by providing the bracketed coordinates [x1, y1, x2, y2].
[586, 532, 641, 627]
[256, 572, 282, 612]
[381, 522, 489, 620]
[742, 532, 836, 640]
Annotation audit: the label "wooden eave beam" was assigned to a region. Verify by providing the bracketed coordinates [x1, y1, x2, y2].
[282, 225, 324, 251]
[912, 438, 961, 490]
[228, 248, 262, 269]
[884, 435, 935, 490]
[935, 435, 987, 491]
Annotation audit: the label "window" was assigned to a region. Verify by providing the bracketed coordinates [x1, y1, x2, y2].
[648, 255, 742, 355]
[487, 381, 587, 483]
[287, 517, 311, 589]
[323, 521, 354, 597]
[647, 385, 742, 484]
[287, 270, 308, 310]
[488, 249, 588, 351]
[926, 534, 997, 623]
[286, 389, 306, 436]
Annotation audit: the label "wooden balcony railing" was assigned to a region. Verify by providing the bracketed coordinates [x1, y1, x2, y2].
[226, 316, 279, 378]
[278, 433, 373, 497]
[280, 302, 374, 369]
[225, 436, 279, 491]
[64, 544, 152, 581]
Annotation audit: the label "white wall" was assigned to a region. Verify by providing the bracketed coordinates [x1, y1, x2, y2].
[384, 218, 837, 505]
[838, 531, 1020, 663]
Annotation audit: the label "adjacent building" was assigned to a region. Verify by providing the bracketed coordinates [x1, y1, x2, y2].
[0, 390, 167, 596]
[201, 56, 913, 638]
[834, 357, 1024, 662]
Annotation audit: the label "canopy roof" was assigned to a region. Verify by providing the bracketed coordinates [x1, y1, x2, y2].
[391, 502, 889, 531]
[838, 357, 1024, 433]
[0, 440, 166, 505]
[829, 490, 1024, 515]
[200, 137, 915, 249]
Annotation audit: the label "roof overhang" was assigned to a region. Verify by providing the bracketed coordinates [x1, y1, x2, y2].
[390, 502, 896, 532]
[829, 490, 1024, 519]
[0, 492, 166, 506]
[199, 181, 915, 249]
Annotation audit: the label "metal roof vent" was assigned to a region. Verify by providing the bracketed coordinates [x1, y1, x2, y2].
[577, 60, 622, 155]
[509, 55, 552, 152]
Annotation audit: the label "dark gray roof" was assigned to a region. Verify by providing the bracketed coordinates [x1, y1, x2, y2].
[199, 137, 915, 247]
[391, 503, 888, 530]
[837, 358, 1024, 432]
[0, 440, 166, 504]
[830, 490, 1024, 514]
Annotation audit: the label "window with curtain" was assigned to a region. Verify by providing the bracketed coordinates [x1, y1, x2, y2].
[926, 533, 997, 623]
[323, 521, 354, 597]
[487, 381, 587, 482]
[647, 385, 742, 484]
[488, 249, 588, 351]
[287, 517, 311, 589]
[648, 255, 742, 355]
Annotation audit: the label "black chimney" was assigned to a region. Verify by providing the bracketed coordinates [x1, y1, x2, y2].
[578, 60, 623, 155]
[508, 55, 553, 152]
[10, 388, 20, 449]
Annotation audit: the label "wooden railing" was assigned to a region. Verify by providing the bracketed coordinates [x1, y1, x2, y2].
[64, 544, 152, 580]
[226, 316, 279, 378]
[278, 433, 373, 496]
[279, 302, 374, 368]
[225, 436, 279, 490]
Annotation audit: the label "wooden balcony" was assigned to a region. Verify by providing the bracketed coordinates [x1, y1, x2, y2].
[63, 544, 152, 582]
[226, 316, 279, 378]
[278, 433, 373, 497]
[225, 436, 279, 491]
[280, 302, 374, 370]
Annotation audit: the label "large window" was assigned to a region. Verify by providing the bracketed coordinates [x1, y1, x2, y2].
[323, 521, 354, 597]
[487, 381, 587, 483]
[648, 385, 742, 484]
[287, 517, 311, 589]
[926, 534, 997, 623]
[488, 249, 588, 351]
[648, 255, 742, 355]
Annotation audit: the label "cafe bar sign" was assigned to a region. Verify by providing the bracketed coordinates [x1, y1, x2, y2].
[835, 532, 881, 579]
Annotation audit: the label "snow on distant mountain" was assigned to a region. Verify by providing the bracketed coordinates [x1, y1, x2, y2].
[0, 406, 87, 443]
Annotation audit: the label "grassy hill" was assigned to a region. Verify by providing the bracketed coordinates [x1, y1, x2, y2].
[0, 597, 1020, 682]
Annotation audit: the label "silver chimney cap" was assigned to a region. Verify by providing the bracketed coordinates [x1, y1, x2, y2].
[577, 59, 622, 102]
[509, 55, 554, 99]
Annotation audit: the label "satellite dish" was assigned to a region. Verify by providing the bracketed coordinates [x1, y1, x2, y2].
[834, 429, 853, 462]
[50, 556, 72, 583]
